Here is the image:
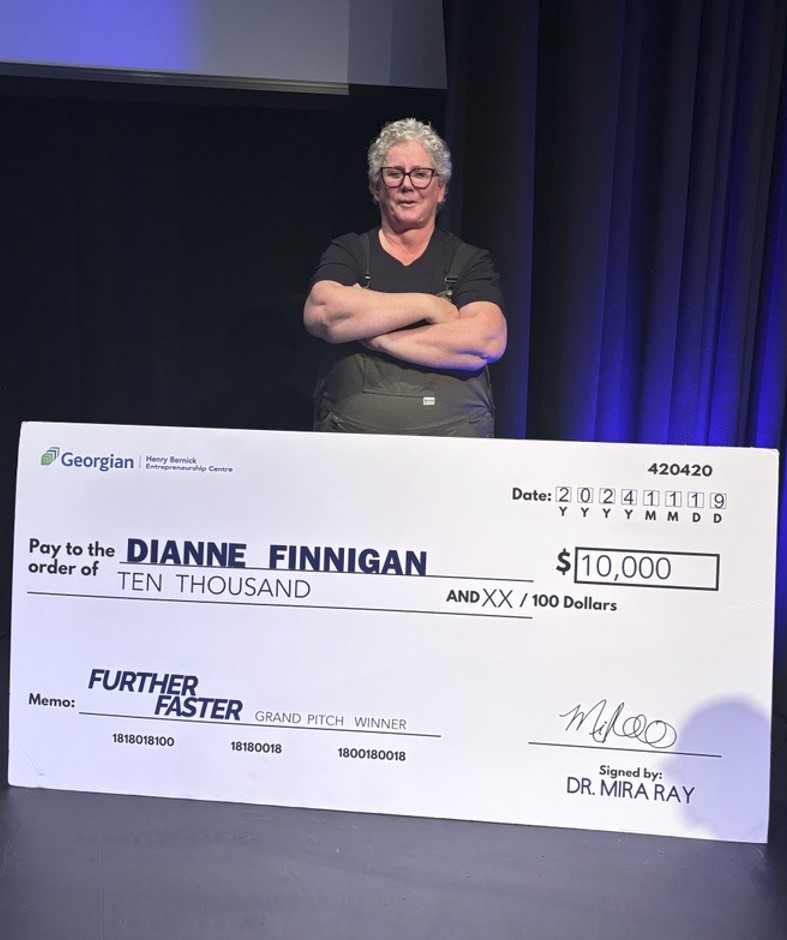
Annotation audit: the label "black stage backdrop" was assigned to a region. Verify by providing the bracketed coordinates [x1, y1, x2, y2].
[1, 1, 786, 709]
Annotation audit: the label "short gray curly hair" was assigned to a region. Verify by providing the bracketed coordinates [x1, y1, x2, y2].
[367, 118, 453, 188]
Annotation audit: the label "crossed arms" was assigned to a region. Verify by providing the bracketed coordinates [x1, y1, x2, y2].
[303, 281, 507, 371]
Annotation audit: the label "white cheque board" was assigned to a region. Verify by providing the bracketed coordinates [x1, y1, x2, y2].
[9, 423, 779, 842]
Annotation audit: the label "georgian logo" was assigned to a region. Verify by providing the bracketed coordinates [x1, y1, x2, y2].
[38, 446, 135, 472]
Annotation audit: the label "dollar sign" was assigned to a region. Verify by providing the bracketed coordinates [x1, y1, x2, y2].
[556, 548, 571, 576]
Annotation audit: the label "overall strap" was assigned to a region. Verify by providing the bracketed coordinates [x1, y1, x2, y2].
[442, 243, 477, 299]
[361, 231, 476, 297]
[359, 232, 372, 288]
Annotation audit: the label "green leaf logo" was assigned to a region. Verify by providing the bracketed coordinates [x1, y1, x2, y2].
[41, 447, 60, 467]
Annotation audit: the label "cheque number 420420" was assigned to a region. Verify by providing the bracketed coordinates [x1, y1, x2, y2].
[647, 463, 713, 477]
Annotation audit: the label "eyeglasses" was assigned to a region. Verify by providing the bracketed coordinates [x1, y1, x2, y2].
[379, 167, 438, 189]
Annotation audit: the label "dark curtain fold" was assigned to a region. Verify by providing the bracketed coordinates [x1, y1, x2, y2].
[524, 0, 786, 446]
[445, 0, 787, 698]
[442, 1, 539, 440]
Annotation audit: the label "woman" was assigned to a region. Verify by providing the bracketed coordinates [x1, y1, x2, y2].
[304, 118, 506, 436]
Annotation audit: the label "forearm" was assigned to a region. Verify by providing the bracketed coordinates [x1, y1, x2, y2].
[303, 281, 457, 344]
[366, 304, 507, 371]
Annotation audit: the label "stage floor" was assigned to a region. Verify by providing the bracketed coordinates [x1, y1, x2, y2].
[1, 634, 785, 940]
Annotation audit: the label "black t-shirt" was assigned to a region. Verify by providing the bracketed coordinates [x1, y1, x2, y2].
[310, 227, 505, 312]
[309, 227, 504, 435]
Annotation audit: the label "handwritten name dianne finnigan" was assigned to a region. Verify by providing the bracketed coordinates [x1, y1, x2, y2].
[560, 698, 678, 750]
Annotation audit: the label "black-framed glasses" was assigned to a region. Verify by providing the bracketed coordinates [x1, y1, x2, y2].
[380, 167, 438, 189]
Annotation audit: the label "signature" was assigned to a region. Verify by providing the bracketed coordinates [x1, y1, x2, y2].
[559, 699, 678, 750]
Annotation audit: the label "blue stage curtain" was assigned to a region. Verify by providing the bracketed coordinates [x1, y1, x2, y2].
[444, 0, 787, 694]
